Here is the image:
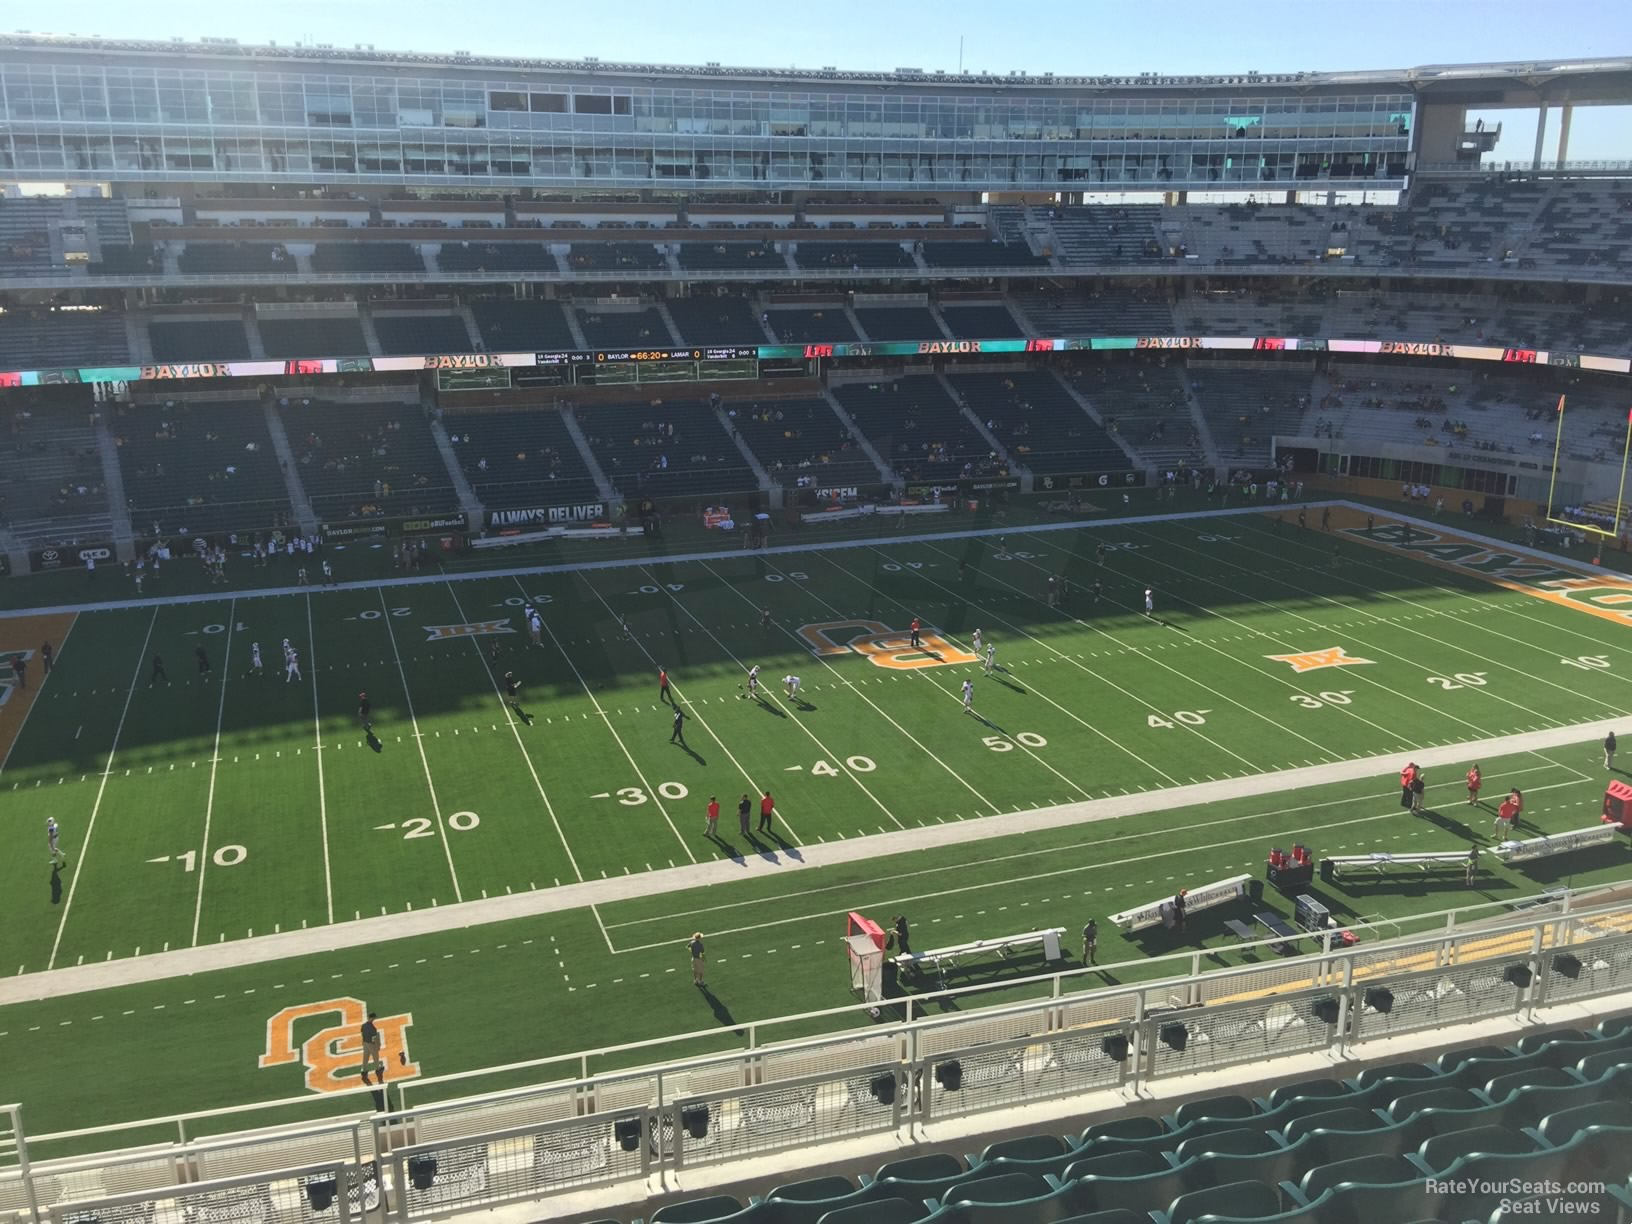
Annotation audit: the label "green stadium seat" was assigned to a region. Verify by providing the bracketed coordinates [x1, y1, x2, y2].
[1413, 1123, 1537, 1174]
[1265, 1077, 1348, 1110]
[1595, 1013, 1632, 1040]
[1481, 1064, 1577, 1102]
[764, 1177, 856, 1203]
[1573, 1046, 1632, 1081]
[969, 1147, 1092, 1184]
[918, 1183, 1082, 1224]
[1534, 1097, 1632, 1146]
[1383, 1086, 1481, 1123]
[1078, 1115, 1163, 1144]
[1163, 1178, 1284, 1224]
[1296, 1152, 1418, 1203]
[1171, 1093, 1257, 1130]
[1437, 1047, 1554, 1093]
[1052, 1213, 1147, 1224]
[775, 1186, 923, 1222]
[870, 1154, 964, 1185]
[728, 1203, 846, 1224]
[1174, 1127, 1283, 1163]
[816, 1200, 933, 1224]
[1308, 1178, 1442, 1223]
[652, 1196, 747, 1224]
[1350, 1062, 1437, 1091]
[1183, 1146, 1306, 1193]
[1068, 1168, 1189, 1217]
[1053, 1148, 1169, 1186]
[1436, 1044, 1512, 1072]
[973, 1134, 1072, 1165]
[1281, 1106, 1390, 1146]
[1513, 1026, 1589, 1054]
[1495, 1064, 1632, 1128]
[934, 1172, 1050, 1206]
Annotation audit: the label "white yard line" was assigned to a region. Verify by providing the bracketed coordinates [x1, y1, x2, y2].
[190, 600, 235, 946]
[305, 593, 334, 925]
[378, 588, 463, 902]
[7, 720, 1615, 1002]
[0, 611, 79, 779]
[516, 578, 697, 865]
[46, 606, 158, 971]
[913, 539, 1369, 762]
[443, 582, 583, 883]
[580, 569, 810, 842]
[697, 557, 999, 815]
[1112, 522, 1602, 723]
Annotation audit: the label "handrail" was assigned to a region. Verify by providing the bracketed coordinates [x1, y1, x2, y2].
[19, 879, 1625, 1156]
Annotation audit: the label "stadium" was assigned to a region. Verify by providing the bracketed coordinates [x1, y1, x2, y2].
[4, 22, 1632, 1224]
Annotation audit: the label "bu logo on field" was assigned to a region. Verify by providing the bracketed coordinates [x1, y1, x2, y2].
[260, 997, 420, 1094]
[1265, 646, 1375, 673]
[797, 619, 978, 670]
[423, 619, 514, 641]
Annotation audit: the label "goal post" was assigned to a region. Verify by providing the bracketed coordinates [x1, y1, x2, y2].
[846, 912, 886, 1003]
[1546, 394, 1632, 539]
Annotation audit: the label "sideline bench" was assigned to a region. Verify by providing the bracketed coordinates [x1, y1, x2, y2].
[893, 927, 1066, 990]
[1108, 873, 1252, 933]
[1320, 851, 1469, 880]
[1491, 824, 1621, 864]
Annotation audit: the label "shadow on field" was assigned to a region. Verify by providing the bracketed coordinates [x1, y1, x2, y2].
[699, 985, 743, 1036]
[50, 867, 63, 904]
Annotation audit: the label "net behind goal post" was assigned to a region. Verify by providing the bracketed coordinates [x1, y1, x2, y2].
[846, 912, 886, 1003]
[1547, 393, 1632, 540]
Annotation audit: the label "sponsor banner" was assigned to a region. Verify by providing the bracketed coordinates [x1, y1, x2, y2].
[2, 336, 1631, 389]
[320, 521, 389, 542]
[31, 543, 113, 571]
[1035, 470, 1145, 491]
[904, 476, 1022, 497]
[485, 503, 606, 530]
[400, 513, 467, 535]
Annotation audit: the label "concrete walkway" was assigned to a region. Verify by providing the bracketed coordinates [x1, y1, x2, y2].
[2, 717, 1614, 1005]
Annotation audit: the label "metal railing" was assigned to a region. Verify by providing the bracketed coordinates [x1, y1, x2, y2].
[3, 886, 1628, 1224]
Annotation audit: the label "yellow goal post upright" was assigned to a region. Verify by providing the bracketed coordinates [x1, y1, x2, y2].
[1545, 393, 1632, 541]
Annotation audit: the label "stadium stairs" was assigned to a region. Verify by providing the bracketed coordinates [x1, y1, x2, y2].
[655, 300, 687, 346]
[820, 388, 899, 488]
[711, 400, 773, 493]
[935, 372, 1019, 473]
[260, 397, 318, 535]
[423, 395, 483, 523]
[1047, 372, 1145, 471]
[559, 408, 618, 505]
[539, 998, 1632, 1224]
[92, 414, 134, 555]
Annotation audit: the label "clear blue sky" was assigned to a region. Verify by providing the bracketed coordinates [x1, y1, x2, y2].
[14, 0, 1632, 159]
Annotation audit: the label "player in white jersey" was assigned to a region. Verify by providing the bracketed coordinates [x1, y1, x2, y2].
[984, 642, 997, 675]
[286, 648, 302, 683]
[1144, 588, 1154, 617]
[250, 642, 263, 676]
[962, 679, 975, 714]
[47, 817, 65, 867]
[783, 674, 802, 698]
[527, 609, 543, 647]
[971, 628, 983, 653]
[744, 665, 761, 699]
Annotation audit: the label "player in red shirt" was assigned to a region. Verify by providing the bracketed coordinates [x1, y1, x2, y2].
[1466, 764, 1481, 806]
[758, 790, 776, 833]
[909, 618, 921, 649]
[659, 666, 673, 705]
[704, 795, 719, 837]
[1494, 796, 1518, 841]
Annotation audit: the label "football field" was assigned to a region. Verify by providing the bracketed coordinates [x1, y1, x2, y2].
[5, 501, 1632, 1142]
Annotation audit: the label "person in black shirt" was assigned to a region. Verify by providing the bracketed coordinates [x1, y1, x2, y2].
[10, 657, 24, 691]
[195, 645, 210, 676]
[503, 671, 521, 711]
[1606, 730, 1618, 771]
[670, 706, 686, 744]
[41, 641, 53, 675]
[360, 1012, 382, 1084]
[149, 654, 169, 686]
[357, 691, 372, 732]
[894, 915, 911, 955]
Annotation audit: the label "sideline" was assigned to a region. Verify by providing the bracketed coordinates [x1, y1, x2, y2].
[0, 716, 1617, 1005]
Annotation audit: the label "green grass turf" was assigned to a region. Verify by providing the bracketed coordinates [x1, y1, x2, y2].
[5, 504, 1632, 1144]
[1, 746, 1625, 1154]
